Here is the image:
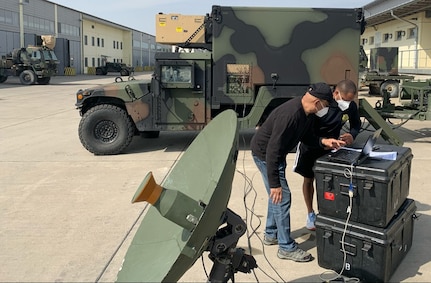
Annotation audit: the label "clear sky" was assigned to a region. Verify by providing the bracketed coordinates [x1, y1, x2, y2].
[48, 0, 373, 35]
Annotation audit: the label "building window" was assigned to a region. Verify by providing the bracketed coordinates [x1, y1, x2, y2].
[97, 58, 100, 67]
[84, 35, 88, 45]
[84, 57, 88, 67]
[113, 40, 116, 49]
[395, 30, 405, 41]
[58, 23, 79, 36]
[101, 38, 104, 47]
[361, 38, 368, 45]
[92, 36, 95, 46]
[408, 27, 417, 39]
[116, 41, 119, 49]
[383, 33, 392, 43]
[369, 36, 374, 45]
[97, 38, 100, 47]
[21, 13, 54, 33]
[92, 57, 95, 67]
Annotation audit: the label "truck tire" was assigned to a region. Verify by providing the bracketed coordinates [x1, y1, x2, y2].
[0, 75, 7, 83]
[368, 83, 380, 95]
[37, 77, 51, 85]
[380, 80, 400, 98]
[78, 104, 135, 155]
[96, 68, 104, 75]
[19, 70, 36, 85]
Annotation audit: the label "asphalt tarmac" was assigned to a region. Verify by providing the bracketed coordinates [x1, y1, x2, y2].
[1, 73, 430, 282]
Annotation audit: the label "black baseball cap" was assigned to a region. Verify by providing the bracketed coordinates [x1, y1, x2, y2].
[307, 82, 333, 103]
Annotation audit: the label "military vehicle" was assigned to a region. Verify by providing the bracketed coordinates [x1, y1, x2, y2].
[368, 78, 431, 124]
[355, 46, 430, 142]
[0, 35, 59, 85]
[95, 62, 134, 76]
[359, 46, 414, 97]
[75, 5, 366, 155]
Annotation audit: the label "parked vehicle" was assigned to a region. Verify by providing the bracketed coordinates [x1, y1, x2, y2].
[0, 35, 58, 85]
[95, 62, 134, 76]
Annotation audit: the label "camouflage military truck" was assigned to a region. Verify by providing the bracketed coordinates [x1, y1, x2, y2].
[0, 35, 58, 85]
[96, 62, 134, 76]
[359, 46, 414, 97]
[75, 5, 365, 155]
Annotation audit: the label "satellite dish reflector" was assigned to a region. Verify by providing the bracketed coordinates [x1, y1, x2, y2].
[116, 109, 241, 282]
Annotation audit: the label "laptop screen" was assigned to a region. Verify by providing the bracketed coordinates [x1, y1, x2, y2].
[362, 128, 382, 156]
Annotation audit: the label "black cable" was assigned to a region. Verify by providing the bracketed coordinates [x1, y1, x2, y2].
[235, 133, 287, 283]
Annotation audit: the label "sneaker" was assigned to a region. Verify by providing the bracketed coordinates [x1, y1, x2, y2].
[263, 235, 278, 246]
[306, 211, 316, 231]
[277, 247, 313, 262]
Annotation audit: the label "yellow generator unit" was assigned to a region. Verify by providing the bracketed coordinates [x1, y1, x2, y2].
[41, 35, 56, 49]
[156, 13, 205, 44]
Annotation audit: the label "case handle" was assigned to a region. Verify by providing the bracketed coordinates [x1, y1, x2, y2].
[340, 183, 356, 197]
[339, 241, 356, 256]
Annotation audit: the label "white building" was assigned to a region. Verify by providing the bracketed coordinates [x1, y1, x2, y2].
[362, 0, 431, 74]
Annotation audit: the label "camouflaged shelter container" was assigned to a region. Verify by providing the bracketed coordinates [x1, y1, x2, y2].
[76, 5, 365, 155]
[369, 47, 399, 75]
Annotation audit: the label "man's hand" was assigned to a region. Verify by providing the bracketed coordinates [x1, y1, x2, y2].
[339, 133, 354, 145]
[270, 187, 282, 204]
[322, 138, 346, 150]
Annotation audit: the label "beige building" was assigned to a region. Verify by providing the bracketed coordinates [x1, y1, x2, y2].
[82, 15, 133, 74]
[362, 0, 431, 74]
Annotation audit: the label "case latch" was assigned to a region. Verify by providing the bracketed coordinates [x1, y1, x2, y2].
[323, 230, 332, 239]
[364, 180, 374, 190]
[362, 241, 372, 252]
[323, 175, 332, 190]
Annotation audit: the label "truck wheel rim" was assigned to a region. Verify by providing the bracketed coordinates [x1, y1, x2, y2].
[94, 120, 118, 142]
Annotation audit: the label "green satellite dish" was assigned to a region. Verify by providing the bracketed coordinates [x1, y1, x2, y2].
[116, 110, 255, 282]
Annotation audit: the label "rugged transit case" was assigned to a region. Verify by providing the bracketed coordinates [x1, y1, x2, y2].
[313, 144, 413, 227]
[315, 198, 416, 282]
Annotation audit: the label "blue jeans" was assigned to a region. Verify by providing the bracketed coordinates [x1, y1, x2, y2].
[252, 154, 297, 252]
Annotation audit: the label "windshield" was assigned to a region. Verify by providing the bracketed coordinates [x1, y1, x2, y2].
[27, 48, 58, 61]
[30, 50, 42, 60]
[42, 50, 58, 60]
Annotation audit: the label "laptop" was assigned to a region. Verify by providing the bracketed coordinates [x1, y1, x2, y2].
[328, 128, 382, 165]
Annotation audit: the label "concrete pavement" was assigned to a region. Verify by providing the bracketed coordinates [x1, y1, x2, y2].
[0, 73, 430, 282]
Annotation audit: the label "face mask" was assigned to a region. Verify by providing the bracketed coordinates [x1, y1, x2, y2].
[315, 101, 329, 117]
[315, 106, 329, 117]
[336, 92, 351, 111]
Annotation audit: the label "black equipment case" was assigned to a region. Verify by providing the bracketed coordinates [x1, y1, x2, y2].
[313, 144, 413, 227]
[315, 198, 416, 282]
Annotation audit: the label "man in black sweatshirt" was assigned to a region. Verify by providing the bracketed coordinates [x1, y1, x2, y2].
[250, 82, 345, 262]
[293, 79, 361, 231]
